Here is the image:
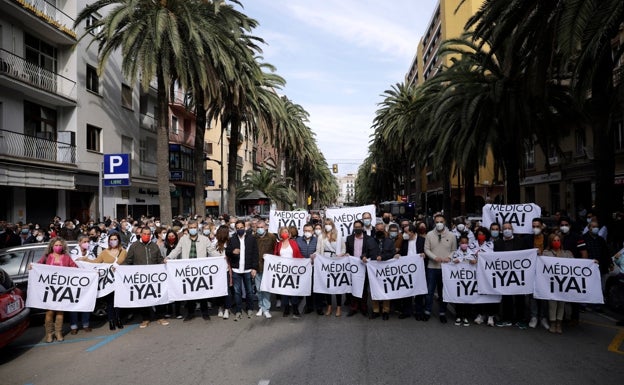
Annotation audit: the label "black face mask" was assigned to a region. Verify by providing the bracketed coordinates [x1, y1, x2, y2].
[382, 218, 390, 224]
[311, 219, 319, 225]
[354, 229, 363, 235]
[236, 229, 246, 237]
[376, 230, 386, 239]
[90, 236, 98, 242]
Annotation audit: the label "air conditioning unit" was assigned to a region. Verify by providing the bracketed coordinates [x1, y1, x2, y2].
[548, 156, 558, 165]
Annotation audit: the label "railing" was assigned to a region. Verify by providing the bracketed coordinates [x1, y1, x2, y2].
[14, 0, 76, 38]
[0, 129, 76, 164]
[0, 49, 77, 100]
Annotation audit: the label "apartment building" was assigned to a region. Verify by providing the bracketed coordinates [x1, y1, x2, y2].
[336, 173, 356, 207]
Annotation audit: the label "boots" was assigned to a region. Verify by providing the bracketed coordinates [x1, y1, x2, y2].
[116, 315, 124, 329]
[556, 320, 563, 334]
[54, 313, 64, 342]
[549, 319, 557, 333]
[45, 320, 54, 343]
[325, 305, 332, 316]
[109, 320, 116, 331]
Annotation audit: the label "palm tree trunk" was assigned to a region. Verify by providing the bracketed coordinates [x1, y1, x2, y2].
[156, 71, 173, 225]
[503, 150, 521, 203]
[227, 115, 241, 215]
[442, 165, 452, 222]
[194, 95, 206, 218]
[464, 168, 476, 214]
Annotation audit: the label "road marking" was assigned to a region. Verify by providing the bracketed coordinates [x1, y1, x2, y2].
[85, 324, 138, 352]
[258, 380, 270, 385]
[608, 329, 624, 355]
[19, 335, 108, 349]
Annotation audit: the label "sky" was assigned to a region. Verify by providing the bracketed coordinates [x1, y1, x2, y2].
[241, 0, 439, 175]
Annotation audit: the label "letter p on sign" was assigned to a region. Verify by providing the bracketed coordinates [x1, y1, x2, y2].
[103, 153, 130, 186]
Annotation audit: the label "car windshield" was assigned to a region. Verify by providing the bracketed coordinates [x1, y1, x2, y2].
[0, 251, 26, 277]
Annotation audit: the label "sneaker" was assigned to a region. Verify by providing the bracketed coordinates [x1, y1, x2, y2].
[474, 314, 484, 325]
[139, 321, 150, 328]
[529, 317, 538, 329]
[234, 312, 242, 321]
[175, 314, 183, 320]
[256, 309, 263, 317]
[463, 318, 470, 327]
[218, 308, 224, 318]
[455, 317, 462, 326]
[222, 309, 229, 319]
[540, 318, 550, 330]
[247, 309, 253, 318]
[276, 299, 282, 308]
[487, 316, 495, 327]
[496, 321, 512, 327]
[157, 319, 170, 326]
[292, 308, 301, 319]
[264, 311, 272, 319]
[516, 321, 528, 330]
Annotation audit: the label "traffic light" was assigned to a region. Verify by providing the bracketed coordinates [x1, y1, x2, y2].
[332, 164, 338, 173]
[371, 163, 377, 173]
[307, 195, 312, 205]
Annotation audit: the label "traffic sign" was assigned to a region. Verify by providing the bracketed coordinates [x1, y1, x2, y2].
[103, 153, 130, 187]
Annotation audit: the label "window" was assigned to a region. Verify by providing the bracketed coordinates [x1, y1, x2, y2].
[205, 142, 213, 155]
[86, 124, 102, 152]
[575, 128, 586, 156]
[614, 120, 624, 151]
[523, 139, 535, 170]
[24, 101, 56, 140]
[25, 33, 56, 72]
[171, 116, 178, 134]
[549, 184, 560, 214]
[86, 65, 99, 93]
[121, 84, 132, 109]
[524, 186, 535, 203]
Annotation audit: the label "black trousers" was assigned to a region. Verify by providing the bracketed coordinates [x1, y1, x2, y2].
[186, 298, 209, 315]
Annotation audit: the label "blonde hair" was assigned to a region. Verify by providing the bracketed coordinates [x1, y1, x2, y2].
[323, 219, 338, 242]
[45, 237, 68, 255]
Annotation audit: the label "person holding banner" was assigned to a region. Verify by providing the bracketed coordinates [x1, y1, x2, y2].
[344, 220, 375, 317]
[452, 235, 477, 326]
[274, 226, 304, 317]
[316, 219, 344, 317]
[423, 214, 456, 323]
[362, 212, 374, 236]
[166, 220, 212, 321]
[208, 226, 233, 319]
[84, 233, 127, 330]
[34, 237, 78, 342]
[542, 234, 573, 334]
[398, 224, 426, 320]
[124, 227, 170, 328]
[470, 227, 497, 326]
[297, 223, 320, 315]
[69, 234, 98, 335]
[369, 222, 397, 320]
[226, 220, 259, 321]
[254, 220, 276, 319]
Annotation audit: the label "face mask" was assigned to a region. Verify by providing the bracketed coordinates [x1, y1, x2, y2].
[389, 231, 398, 239]
[256, 228, 266, 236]
[376, 230, 385, 238]
[503, 229, 513, 238]
[155, 222, 161, 227]
[53, 245, 63, 254]
[382, 218, 390, 224]
[363, 219, 371, 227]
[189, 228, 198, 236]
[560, 225, 570, 234]
[435, 222, 444, 231]
[230, 223, 236, 230]
[81, 242, 89, 250]
[532, 227, 542, 236]
[418, 227, 426, 234]
[109, 240, 119, 248]
[311, 219, 319, 225]
[141, 234, 151, 243]
[402, 233, 410, 240]
[324, 225, 332, 232]
[36, 235, 44, 242]
[586, 218, 592, 224]
[167, 236, 176, 243]
[280, 233, 289, 240]
[491, 230, 499, 238]
[314, 229, 322, 236]
[551, 240, 561, 249]
[456, 224, 465, 232]
[150, 226, 156, 233]
[304, 231, 313, 238]
[158, 233, 165, 240]
[460, 243, 468, 251]
[354, 229, 363, 236]
[203, 229, 211, 236]
[21, 229, 29, 234]
[90, 236, 98, 242]
[477, 234, 486, 242]
[591, 227, 599, 235]
[236, 229, 246, 237]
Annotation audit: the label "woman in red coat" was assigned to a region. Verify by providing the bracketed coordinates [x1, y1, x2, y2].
[274, 226, 303, 317]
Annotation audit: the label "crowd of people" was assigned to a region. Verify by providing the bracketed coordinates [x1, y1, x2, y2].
[1, 207, 623, 344]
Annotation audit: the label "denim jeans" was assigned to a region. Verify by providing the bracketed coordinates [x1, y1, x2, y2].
[70, 312, 90, 329]
[255, 273, 271, 312]
[425, 268, 446, 315]
[232, 272, 253, 313]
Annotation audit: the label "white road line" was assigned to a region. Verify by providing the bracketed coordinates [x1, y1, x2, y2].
[258, 380, 270, 385]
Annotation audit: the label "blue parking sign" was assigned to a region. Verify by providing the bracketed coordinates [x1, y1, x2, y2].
[103, 154, 130, 186]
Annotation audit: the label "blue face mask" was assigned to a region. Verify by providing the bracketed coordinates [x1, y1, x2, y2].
[491, 230, 499, 238]
[188, 228, 198, 236]
[256, 228, 266, 236]
[237, 229, 246, 237]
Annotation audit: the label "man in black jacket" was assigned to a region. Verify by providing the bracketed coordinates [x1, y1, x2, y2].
[367, 223, 396, 320]
[398, 224, 427, 319]
[344, 220, 376, 317]
[226, 220, 259, 321]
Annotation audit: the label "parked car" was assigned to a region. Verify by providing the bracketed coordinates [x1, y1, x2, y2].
[0, 267, 30, 348]
[0, 242, 107, 317]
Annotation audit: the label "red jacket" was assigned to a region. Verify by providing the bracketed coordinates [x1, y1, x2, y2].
[37, 253, 78, 267]
[273, 239, 303, 258]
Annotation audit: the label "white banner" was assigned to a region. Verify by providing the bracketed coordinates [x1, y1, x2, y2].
[76, 261, 115, 298]
[348, 256, 367, 298]
[260, 254, 312, 296]
[477, 249, 537, 295]
[325, 204, 376, 238]
[442, 262, 502, 304]
[366, 255, 427, 300]
[114, 265, 170, 308]
[312, 254, 358, 295]
[481, 203, 541, 234]
[268, 209, 308, 236]
[534, 256, 604, 304]
[166, 258, 228, 301]
[26, 264, 98, 312]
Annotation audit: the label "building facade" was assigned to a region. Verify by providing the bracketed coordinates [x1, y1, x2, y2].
[336, 173, 356, 207]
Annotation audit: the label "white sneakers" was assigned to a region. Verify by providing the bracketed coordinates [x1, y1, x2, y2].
[487, 316, 495, 327]
[264, 311, 272, 319]
[256, 309, 263, 317]
[474, 314, 484, 325]
[540, 317, 550, 330]
[529, 317, 538, 328]
[222, 309, 230, 319]
[218, 308, 224, 318]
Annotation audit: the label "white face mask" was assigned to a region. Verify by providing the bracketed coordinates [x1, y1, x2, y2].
[435, 222, 444, 232]
[456, 224, 465, 232]
[503, 229, 513, 238]
[532, 227, 542, 236]
[324, 225, 332, 232]
[304, 231, 313, 239]
[229, 223, 235, 230]
[161, 233, 167, 240]
[560, 225, 570, 234]
[203, 229, 211, 236]
[314, 229, 322, 236]
[402, 233, 410, 240]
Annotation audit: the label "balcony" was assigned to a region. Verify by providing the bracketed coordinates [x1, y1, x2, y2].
[5, 0, 76, 44]
[140, 113, 156, 132]
[0, 49, 77, 105]
[0, 129, 76, 164]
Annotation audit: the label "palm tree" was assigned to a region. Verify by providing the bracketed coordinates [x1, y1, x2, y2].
[76, 0, 227, 225]
[238, 167, 296, 207]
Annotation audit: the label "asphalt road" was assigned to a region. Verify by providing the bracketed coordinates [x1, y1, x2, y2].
[1, 304, 622, 385]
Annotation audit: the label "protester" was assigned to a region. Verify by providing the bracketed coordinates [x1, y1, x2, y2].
[316, 218, 344, 316]
[424, 214, 456, 323]
[208, 225, 233, 320]
[451, 235, 476, 326]
[343, 220, 375, 317]
[296, 223, 319, 314]
[226, 220, 259, 321]
[542, 234, 573, 334]
[274, 226, 304, 318]
[470, 227, 497, 326]
[68, 234, 96, 335]
[398, 223, 426, 320]
[368, 222, 396, 320]
[254, 220, 276, 319]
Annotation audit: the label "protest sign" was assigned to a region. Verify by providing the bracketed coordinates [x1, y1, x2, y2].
[114, 264, 169, 307]
[348, 256, 367, 298]
[534, 256, 603, 304]
[268, 210, 307, 236]
[260, 254, 312, 296]
[366, 255, 427, 300]
[313, 254, 358, 295]
[166, 257, 228, 300]
[76, 261, 115, 298]
[325, 205, 376, 238]
[442, 262, 501, 304]
[477, 249, 537, 295]
[481, 204, 541, 234]
[26, 264, 98, 312]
